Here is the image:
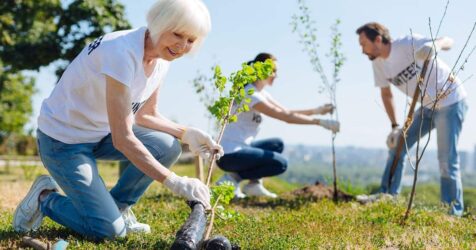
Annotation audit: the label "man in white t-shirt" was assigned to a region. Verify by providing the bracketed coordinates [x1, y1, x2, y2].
[13, 0, 224, 240]
[355, 22, 467, 216]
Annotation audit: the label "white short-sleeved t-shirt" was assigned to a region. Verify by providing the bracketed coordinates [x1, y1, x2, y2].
[372, 34, 466, 107]
[220, 84, 272, 153]
[38, 27, 170, 143]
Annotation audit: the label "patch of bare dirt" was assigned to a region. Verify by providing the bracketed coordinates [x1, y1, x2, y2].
[0, 180, 31, 211]
[291, 181, 355, 202]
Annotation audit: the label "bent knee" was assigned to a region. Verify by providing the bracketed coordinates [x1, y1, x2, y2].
[146, 135, 182, 167]
[159, 138, 182, 167]
[272, 138, 285, 153]
[275, 159, 288, 175]
[168, 138, 182, 159]
[88, 217, 126, 240]
[280, 161, 288, 174]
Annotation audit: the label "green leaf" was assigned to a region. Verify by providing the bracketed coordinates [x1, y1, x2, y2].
[239, 88, 245, 97]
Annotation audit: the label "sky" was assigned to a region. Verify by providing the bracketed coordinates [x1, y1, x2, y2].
[32, 0, 476, 151]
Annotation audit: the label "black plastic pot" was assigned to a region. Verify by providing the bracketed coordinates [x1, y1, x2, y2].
[170, 201, 207, 250]
[201, 235, 232, 250]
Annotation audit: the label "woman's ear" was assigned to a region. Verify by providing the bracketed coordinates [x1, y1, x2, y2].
[375, 35, 383, 45]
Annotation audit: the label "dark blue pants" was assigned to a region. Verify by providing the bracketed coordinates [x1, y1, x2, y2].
[217, 138, 287, 180]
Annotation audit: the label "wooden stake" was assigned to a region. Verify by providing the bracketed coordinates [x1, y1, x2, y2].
[388, 59, 430, 189]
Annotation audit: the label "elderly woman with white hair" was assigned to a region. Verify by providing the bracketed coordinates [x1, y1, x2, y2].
[13, 0, 221, 240]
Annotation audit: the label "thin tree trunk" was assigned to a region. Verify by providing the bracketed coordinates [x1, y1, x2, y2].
[205, 100, 234, 187]
[204, 194, 222, 240]
[332, 134, 337, 202]
[204, 100, 234, 239]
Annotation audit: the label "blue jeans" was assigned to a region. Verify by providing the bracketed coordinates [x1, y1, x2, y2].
[36, 126, 182, 240]
[380, 100, 468, 216]
[217, 138, 287, 180]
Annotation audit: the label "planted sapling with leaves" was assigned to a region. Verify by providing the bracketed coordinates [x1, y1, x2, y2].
[203, 59, 274, 241]
[173, 59, 275, 248]
[291, 0, 345, 201]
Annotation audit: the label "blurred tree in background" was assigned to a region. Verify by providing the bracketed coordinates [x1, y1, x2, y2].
[0, 0, 131, 154]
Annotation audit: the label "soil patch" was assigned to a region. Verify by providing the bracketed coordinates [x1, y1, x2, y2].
[291, 181, 355, 202]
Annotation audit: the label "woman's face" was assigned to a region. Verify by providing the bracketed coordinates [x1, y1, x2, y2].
[265, 61, 278, 86]
[148, 30, 197, 61]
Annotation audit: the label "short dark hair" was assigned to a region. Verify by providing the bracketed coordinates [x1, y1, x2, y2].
[356, 22, 391, 44]
[247, 52, 276, 65]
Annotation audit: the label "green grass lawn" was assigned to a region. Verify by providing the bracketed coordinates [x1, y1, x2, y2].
[1, 164, 475, 249]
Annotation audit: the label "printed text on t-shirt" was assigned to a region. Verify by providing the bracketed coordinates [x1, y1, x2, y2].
[132, 101, 146, 114]
[387, 62, 421, 86]
[252, 113, 262, 123]
[88, 36, 104, 55]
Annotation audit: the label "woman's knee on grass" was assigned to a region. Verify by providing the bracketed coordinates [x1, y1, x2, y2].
[86, 216, 127, 240]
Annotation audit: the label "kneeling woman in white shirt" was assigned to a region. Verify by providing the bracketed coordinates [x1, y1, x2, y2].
[217, 53, 340, 198]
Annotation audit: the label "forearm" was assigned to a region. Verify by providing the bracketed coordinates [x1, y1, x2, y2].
[135, 113, 186, 139]
[289, 108, 318, 116]
[105, 76, 174, 183]
[254, 102, 319, 125]
[382, 95, 398, 126]
[116, 134, 171, 182]
[278, 111, 319, 125]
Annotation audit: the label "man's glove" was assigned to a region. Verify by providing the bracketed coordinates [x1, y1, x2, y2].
[315, 104, 335, 115]
[415, 42, 437, 61]
[319, 119, 340, 133]
[181, 127, 224, 160]
[386, 127, 401, 149]
[163, 172, 211, 209]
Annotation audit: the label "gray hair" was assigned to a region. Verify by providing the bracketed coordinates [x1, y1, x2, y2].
[146, 0, 211, 52]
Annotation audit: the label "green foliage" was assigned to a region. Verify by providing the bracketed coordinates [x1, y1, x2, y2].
[0, 0, 130, 74]
[1, 164, 475, 248]
[0, 0, 130, 136]
[291, 0, 345, 201]
[291, 0, 345, 117]
[208, 60, 274, 126]
[192, 60, 274, 132]
[0, 0, 62, 71]
[328, 20, 345, 92]
[0, 71, 35, 136]
[211, 182, 238, 221]
[211, 182, 235, 206]
[193, 60, 274, 236]
[54, 0, 131, 77]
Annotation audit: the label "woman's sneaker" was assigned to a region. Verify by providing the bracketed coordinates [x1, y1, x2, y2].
[13, 175, 59, 232]
[216, 174, 246, 199]
[356, 193, 394, 204]
[121, 207, 151, 234]
[242, 180, 277, 198]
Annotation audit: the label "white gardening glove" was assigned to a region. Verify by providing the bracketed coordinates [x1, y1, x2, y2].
[181, 127, 224, 160]
[415, 42, 437, 61]
[319, 119, 340, 133]
[386, 127, 401, 149]
[163, 172, 211, 209]
[315, 104, 335, 115]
